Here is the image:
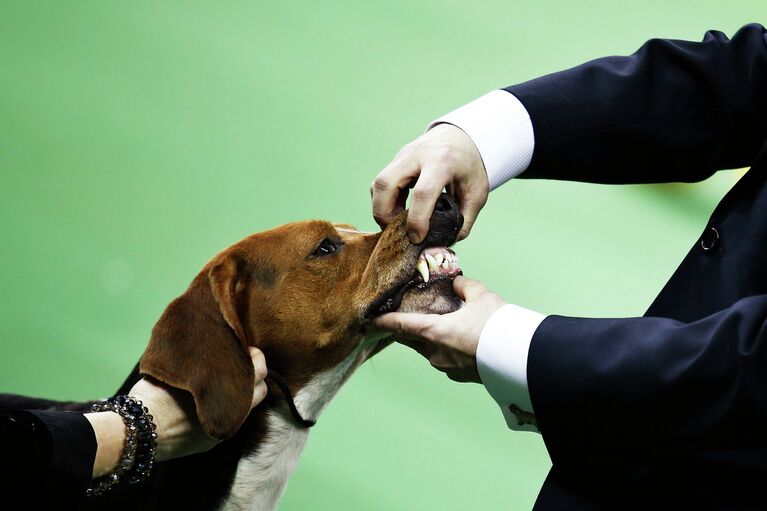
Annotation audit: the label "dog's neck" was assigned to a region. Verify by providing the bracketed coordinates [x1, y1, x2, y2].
[221, 335, 379, 511]
[221, 409, 309, 511]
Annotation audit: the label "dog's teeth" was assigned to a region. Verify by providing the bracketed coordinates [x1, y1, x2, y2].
[417, 258, 430, 283]
[425, 253, 439, 271]
[434, 253, 444, 266]
[441, 259, 450, 269]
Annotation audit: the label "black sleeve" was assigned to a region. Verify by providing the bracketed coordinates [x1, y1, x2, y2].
[0, 410, 97, 509]
[507, 23, 767, 184]
[527, 294, 767, 464]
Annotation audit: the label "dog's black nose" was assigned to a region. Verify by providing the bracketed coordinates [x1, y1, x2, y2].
[434, 194, 453, 213]
[422, 193, 463, 247]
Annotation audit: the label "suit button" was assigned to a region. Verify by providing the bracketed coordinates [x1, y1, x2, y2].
[700, 227, 719, 252]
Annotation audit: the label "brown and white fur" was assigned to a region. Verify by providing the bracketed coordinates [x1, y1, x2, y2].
[2, 193, 464, 510]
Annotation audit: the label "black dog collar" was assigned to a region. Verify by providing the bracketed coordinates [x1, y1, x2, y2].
[266, 369, 316, 428]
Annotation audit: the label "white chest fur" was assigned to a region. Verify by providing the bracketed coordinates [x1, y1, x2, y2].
[220, 339, 377, 511]
[221, 410, 308, 511]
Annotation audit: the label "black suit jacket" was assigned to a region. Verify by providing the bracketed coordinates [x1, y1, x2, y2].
[505, 24, 767, 509]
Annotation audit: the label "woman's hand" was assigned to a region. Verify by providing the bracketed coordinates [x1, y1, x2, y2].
[130, 346, 268, 461]
[87, 347, 268, 477]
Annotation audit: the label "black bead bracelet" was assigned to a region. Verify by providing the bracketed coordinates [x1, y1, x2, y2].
[85, 395, 158, 497]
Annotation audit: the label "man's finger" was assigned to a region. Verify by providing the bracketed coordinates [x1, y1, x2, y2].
[371, 158, 420, 229]
[452, 276, 488, 302]
[445, 372, 474, 383]
[396, 335, 423, 351]
[396, 336, 434, 359]
[371, 311, 435, 339]
[407, 165, 449, 243]
[456, 190, 488, 241]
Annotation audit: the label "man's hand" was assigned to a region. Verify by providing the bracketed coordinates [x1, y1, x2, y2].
[372, 276, 505, 382]
[371, 124, 489, 243]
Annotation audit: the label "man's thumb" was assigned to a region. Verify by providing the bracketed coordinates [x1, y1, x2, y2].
[452, 276, 488, 301]
[371, 311, 433, 338]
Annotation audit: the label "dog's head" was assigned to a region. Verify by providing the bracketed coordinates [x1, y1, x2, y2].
[140, 193, 464, 440]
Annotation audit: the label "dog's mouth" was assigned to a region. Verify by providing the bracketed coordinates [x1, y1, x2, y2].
[367, 247, 462, 317]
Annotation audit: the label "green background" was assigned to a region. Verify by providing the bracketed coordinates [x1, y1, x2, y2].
[1, 2, 763, 509]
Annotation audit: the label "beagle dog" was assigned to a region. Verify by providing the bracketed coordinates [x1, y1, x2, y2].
[7, 193, 464, 510]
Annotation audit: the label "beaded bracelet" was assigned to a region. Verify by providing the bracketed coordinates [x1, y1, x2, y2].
[85, 395, 158, 497]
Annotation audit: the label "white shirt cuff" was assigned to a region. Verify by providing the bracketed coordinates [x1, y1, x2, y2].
[476, 304, 546, 432]
[428, 90, 534, 191]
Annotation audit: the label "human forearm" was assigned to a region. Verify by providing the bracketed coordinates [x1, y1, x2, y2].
[510, 24, 767, 184]
[529, 294, 767, 462]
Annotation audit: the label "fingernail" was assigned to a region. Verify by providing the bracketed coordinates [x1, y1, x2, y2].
[408, 230, 421, 244]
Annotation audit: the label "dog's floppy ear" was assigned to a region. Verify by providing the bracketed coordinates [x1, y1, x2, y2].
[140, 255, 254, 440]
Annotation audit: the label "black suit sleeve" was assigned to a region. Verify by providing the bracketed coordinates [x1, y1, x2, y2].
[0, 410, 96, 508]
[507, 23, 767, 184]
[527, 294, 767, 464]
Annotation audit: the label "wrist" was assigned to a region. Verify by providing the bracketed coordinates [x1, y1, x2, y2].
[85, 411, 127, 478]
[428, 89, 534, 190]
[468, 296, 507, 357]
[84, 396, 159, 495]
[476, 304, 545, 430]
[131, 380, 216, 461]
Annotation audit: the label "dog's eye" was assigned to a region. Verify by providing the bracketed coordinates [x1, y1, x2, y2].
[312, 238, 339, 257]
